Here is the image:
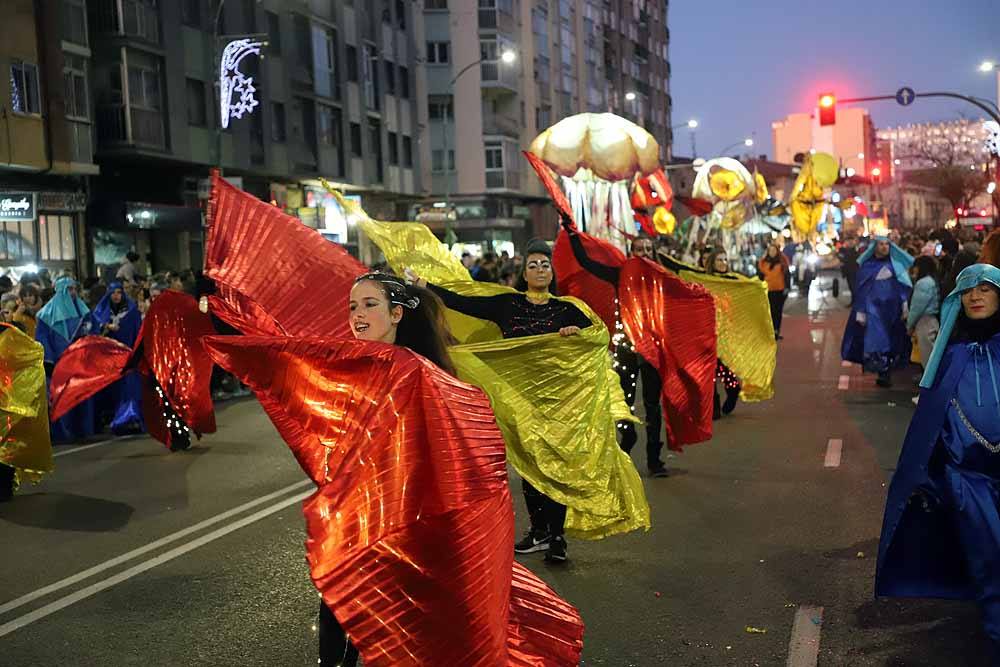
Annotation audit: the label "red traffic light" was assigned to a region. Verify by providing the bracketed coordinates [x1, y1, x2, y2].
[818, 92, 836, 126]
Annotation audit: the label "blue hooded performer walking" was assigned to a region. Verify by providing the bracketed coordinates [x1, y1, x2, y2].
[877, 264, 1000, 657]
[82, 281, 144, 434]
[36, 276, 96, 442]
[841, 237, 913, 387]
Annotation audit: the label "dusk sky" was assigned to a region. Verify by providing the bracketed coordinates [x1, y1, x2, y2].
[669, 1, 1000, 160]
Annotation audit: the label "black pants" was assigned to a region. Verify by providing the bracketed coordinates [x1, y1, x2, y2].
[767, 290, 787, 335]
[318, 603, 359, 667]
[0, 463, 15, 500]
[523, 479, 567, 537]
[844, 271, 858, 304]
[617, 350, 665, 470]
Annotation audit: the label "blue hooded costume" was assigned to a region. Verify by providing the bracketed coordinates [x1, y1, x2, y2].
[841, 237, 913, 374]
[877, 264, 1000, 646]
[36, 276, 96, 442]
[81, 282, 144, 434]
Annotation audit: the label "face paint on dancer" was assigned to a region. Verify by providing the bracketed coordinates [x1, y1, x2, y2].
[962, 283, 1000, 320]
[524, 253, 553, 292]
[350, 280, 404, 344]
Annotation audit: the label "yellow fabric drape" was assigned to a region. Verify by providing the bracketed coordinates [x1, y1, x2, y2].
[351, 209, 650, 539]
[0, 325, 52, 486]
[667, 262, 776, 401]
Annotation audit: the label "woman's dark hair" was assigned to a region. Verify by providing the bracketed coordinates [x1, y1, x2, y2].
[355, 273, 457, 376]
[17, 283, 39, 300]
[912, 255, 938, 283]
[763, 243, 782, 267]
[942, 250, 978, 297]
[514, 239, 558, 293]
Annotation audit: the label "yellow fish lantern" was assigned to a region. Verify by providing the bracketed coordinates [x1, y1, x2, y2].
[709, 169, 747, 202]
[753, 170, 769, 205]
[789, 154, 827, 235]
[652, 206, 676, 235]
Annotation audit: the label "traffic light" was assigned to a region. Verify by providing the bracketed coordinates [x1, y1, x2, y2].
[818, 92, 836, 126]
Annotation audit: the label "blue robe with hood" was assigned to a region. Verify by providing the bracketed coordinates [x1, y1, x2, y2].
[36, 277, 96, 442]
[841, 241, 912, 373]
[82, 283, 144, 434]
[877, 264, 1000, 645]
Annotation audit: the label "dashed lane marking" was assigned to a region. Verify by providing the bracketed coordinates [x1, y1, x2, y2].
[786, 605, 823, 667]
[824, 439, 843, 468]
[837, 375, 850, 390]
[52, 439, 117, 458]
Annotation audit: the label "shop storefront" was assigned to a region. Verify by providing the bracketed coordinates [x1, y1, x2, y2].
[269, 181, 362, 258]
[89, 200, 203, 280]
[0, 190, 86, 278]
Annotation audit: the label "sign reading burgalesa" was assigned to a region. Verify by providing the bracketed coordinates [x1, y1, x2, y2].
[0, 193, 35, 221]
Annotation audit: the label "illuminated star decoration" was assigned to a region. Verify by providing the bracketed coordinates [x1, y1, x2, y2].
[219, 38, 265, 129]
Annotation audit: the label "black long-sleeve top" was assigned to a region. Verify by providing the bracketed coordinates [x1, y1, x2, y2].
[428, 284, 591, 339]
[567, 231, 621, 288]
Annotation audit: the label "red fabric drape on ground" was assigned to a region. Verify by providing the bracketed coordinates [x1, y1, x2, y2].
[552, 228, 625, 335]
[553, 228, 716, 448]
[49, 336, 132, 422]
[204, 173, 367, 339]
[137, 290, 217, 445]
[203, 335, 584, 667]
[618, 259, 717, 448]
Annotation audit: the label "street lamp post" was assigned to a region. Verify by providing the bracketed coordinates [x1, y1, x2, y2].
[719, 137, 754, 157]
[440, 48, 516, 246]
[671, 119, 698, 157]
[980, 60, 1000, 110]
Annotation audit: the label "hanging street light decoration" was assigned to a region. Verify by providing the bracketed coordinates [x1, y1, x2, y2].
[219, 38, 267, 129]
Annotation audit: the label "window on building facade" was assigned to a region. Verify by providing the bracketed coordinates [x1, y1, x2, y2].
[399, 66, 409, 98]
[10, 62, 41, 115]
[396, 0, 407, 29]
[63, 55, 89, 120]
[317, 104, 337, 145]
[294, 15, 311, 69]
[63, 0, 89, 45]
[242, 0, 256, 32]
[384, 61, 395, 96]
[0, 220, 35, 261]
[181, 0, 201, 26]
[122, 0, 161, 43]
[431, 149, 455, 172]
[369, 118, 383, 182]
[128, 63, 161, 111]
[402, 135, 412, 167]
[350, 122, 362, 156]
[186, 78, 207, 126]
[485, 141, 503, 170]
[425, 0, 447, 8]
[428, 95, 454, 120]
[346, 45, 358, 82]
[314, 26, 339, 100]
[362, 44, 380, 110]
[265, 11, 281, 54]
[536, 105, 551, 131]
[387, 131, 398, 165]
[426, 42, 450, 64]
[39, 215, 76, 262]
[271, 102, 286, 141]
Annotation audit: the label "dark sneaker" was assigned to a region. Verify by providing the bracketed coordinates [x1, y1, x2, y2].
[514, 531, 550, 554]
[722, 387, 739, 415]
[169, 431, 192, 452]
[648, 465, 670, 478]
[544, 536, 568, 563]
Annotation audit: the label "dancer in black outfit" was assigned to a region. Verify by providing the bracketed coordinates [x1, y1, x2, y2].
[410, 238, 590, 563]
[561, 216, 670, 478]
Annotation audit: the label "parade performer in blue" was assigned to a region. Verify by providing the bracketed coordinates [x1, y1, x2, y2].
[877, 264, 1000, 657]
[36, 276, 96, 441]
[83, 282, 143, 434]
[842, 237, 913, 387]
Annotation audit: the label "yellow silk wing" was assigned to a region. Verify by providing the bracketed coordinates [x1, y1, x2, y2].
[0, 325, 52, 485]
[668, 263, 776, 401]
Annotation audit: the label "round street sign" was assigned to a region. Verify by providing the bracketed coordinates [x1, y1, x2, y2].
[895, 87, 916, 106]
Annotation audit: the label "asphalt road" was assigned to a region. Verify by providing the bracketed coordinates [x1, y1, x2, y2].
[0, 276, 993, 666]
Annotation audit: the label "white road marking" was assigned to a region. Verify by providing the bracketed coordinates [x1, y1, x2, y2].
[786, 605, 823, 667]
[0, 479, 313, 616]
[0, 487, 313, 638]
[824, 439, 843, 468]
[837, 375, 850, 390]
[52, 439, 117, 458]
[841, 360, 852, 368]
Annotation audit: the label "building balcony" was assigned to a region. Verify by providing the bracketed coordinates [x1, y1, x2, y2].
[478, 8, 516, 33]
[481, 61, 518, 94]
[486, 169, 520, 190]
[96, 104, 166, 151]
[90, 0, 161, 45]
[482, 114, 520, 138]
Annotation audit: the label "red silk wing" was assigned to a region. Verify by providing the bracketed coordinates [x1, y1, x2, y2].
[205, 174, 367, 339]
[50, 336, 132, 422]
[552, 228, 626, 335]
[619, 258, 717, 448]
[140, 290, 217, 439]
[676, 195, 714, 217]
[523, 151, 574, 223]
[203, 336, 584, 666]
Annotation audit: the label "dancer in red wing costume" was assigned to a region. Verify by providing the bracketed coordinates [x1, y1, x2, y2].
[553, 214, 718, 458]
